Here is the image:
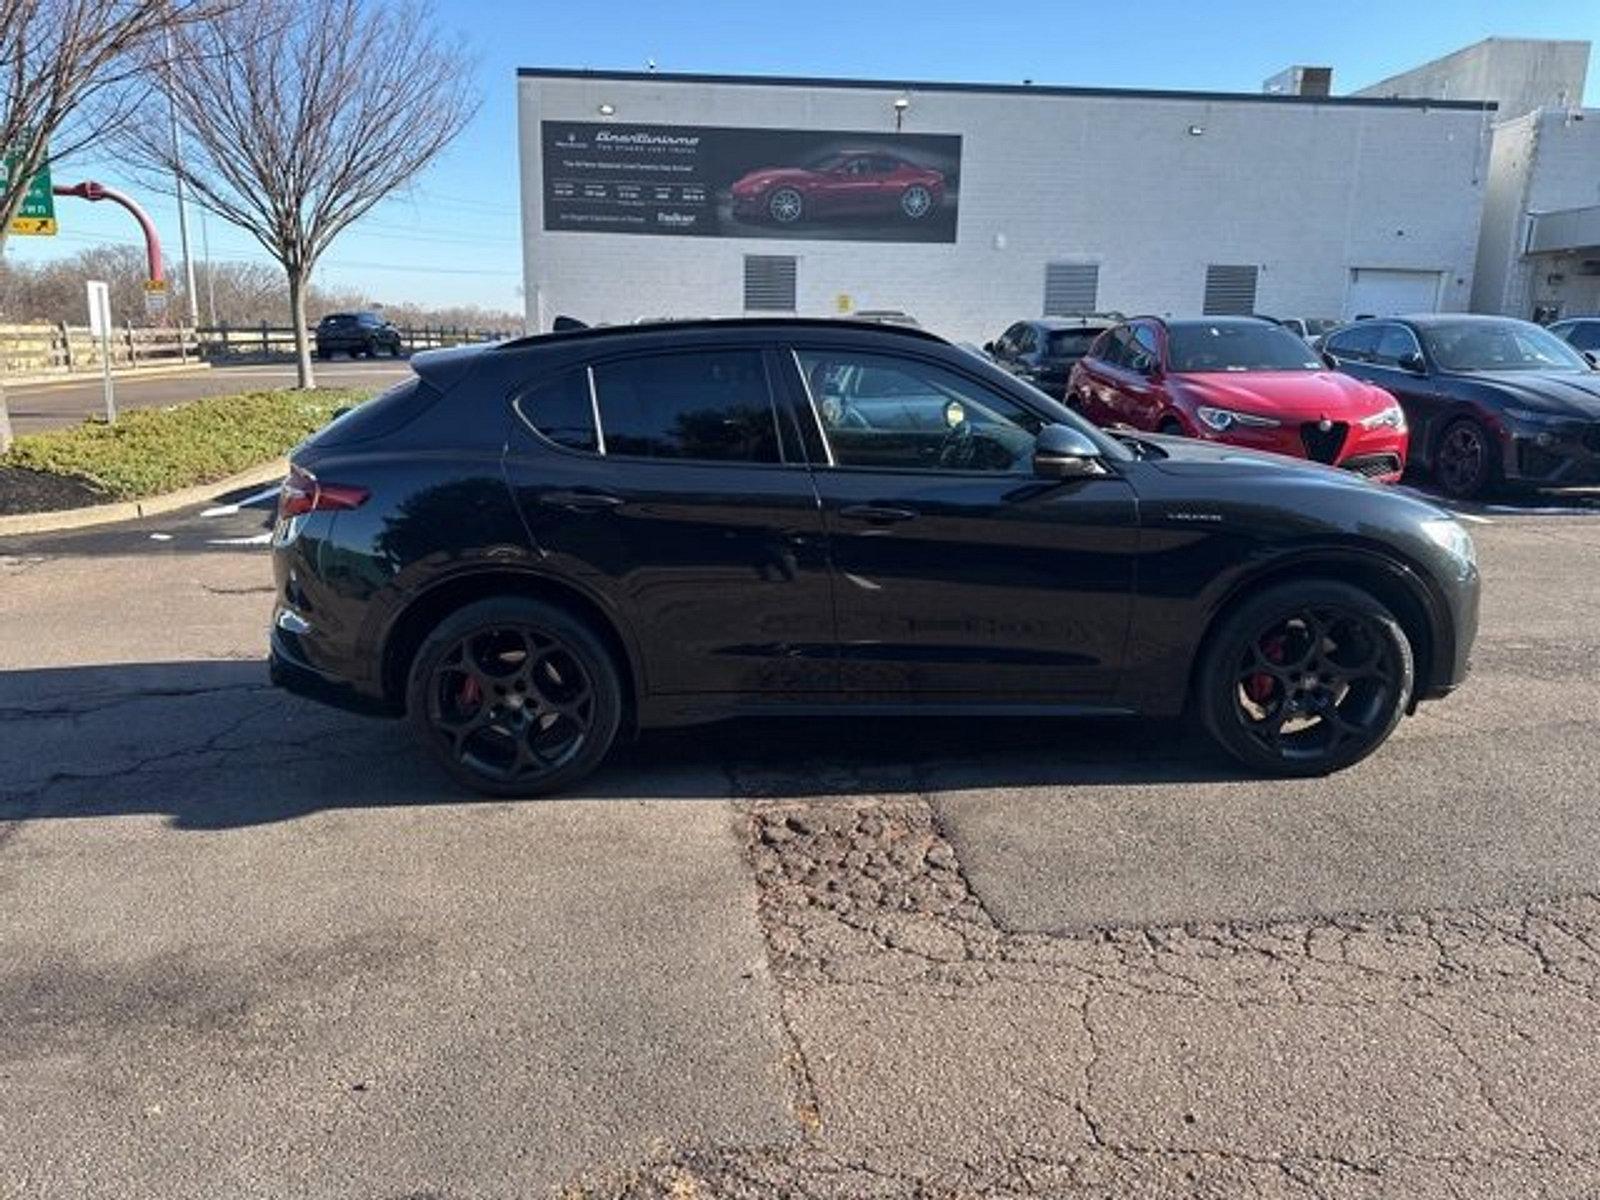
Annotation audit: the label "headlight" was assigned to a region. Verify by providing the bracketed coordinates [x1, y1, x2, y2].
[1196, 405, 1281, 432]
[1504, 407, 1572, 427]
[1421, 517, 1476, 570]
[1359, 403, 1407, 431]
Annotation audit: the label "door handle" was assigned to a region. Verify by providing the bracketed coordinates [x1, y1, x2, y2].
[539, 489, 625, 512]
[839, 504, 918, 525]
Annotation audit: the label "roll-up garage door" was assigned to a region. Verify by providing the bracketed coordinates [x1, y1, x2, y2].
[1343, 269, 1442, 320]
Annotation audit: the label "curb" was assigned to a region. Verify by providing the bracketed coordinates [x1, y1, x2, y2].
[4, 362, 215, 390]
[0, 458, 287, 537]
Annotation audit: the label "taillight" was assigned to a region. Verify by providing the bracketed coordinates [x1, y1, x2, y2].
[277, 464, 368, 520]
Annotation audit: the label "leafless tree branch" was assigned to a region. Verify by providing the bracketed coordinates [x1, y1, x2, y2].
[115, 0, 478, 388]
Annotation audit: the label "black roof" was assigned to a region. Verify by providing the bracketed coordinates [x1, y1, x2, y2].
[493, 316, 949, 353]
[517, 66, 1496, 113]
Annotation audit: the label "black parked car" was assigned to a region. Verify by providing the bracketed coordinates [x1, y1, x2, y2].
[1322, 314, 1600, 499]
[270, 318, 1478, 797]
[985, 316, 1118, 398]
[1548, 316, 1600, 356]
[315, 311, 403, 359]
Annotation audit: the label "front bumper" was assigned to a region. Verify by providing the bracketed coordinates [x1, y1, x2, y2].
[1502, 420, 1600, 487]
[1190, 420, 1408, 483]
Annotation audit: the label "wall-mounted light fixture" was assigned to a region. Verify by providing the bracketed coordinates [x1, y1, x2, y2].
[597, 102, 616, 116]
[893, 95, 910, 132]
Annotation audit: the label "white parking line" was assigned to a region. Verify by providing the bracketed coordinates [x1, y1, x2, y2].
[205, 533, 273, 547]
[200, 485, 283, 518]
[1454, 512, 1494, 525]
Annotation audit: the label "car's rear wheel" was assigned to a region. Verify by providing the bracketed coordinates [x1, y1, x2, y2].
[900, 185, 934, 219]
[405, 597, 622, 797]
[1433, 416, 1497, 501]
[768, 187, 804, 224]
[1196, 581, 1413, 777]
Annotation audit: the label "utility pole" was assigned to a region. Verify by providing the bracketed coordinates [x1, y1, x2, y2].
[164, 25, 200, 328]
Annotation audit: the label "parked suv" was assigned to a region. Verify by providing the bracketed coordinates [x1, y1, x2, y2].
[315, 311, 403, 359]
[985, 316, 1118, 399]
[1069, 317, 1409, 482]
[271, 318, 1477, 796]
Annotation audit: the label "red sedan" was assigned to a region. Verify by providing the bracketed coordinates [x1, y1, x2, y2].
[730, 151, 944, 225]
[1069, 316, 1409, 481]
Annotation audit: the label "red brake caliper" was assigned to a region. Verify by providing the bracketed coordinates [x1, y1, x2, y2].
[459, 676, 482, 709]
[1246, 634, 1286, 704]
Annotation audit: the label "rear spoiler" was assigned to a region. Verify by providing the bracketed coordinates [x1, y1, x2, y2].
[410, 342, 493, 393]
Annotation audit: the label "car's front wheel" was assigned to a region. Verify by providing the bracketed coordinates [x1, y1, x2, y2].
[1433, 415, 1497, 501]
[767, 187, 804, 224]
[1196, 581, 1414, 776]
[406, 597, 623, 797]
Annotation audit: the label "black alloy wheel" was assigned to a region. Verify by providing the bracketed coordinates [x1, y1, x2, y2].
[1433, 416, 1496, 501]
[1197, 581, 1413, 776]
[406, 598, 622, 796]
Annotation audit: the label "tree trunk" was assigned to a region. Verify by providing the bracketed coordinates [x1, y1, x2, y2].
[288, 269, 315, 389]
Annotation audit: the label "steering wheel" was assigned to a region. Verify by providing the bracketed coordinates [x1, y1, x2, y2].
[937, 420, 975, 469]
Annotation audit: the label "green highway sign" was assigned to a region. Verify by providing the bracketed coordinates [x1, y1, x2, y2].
[1, 150, 55, 236]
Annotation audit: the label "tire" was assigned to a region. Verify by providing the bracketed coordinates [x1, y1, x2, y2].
[767, 187, 804, 224]
[1195, 580, 1414, 777]
[1432, 415, 1498, 501]
[405, 597, 623, 797]
[900, 184, 934, 220]
[314, 348, 328, 360]
[1158, 417, 1185, 436]
[362, 338, 378, 359]
[389, 339, 402, 358]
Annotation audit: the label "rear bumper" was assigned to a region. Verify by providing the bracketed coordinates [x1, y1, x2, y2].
[269, 622, 394, 716]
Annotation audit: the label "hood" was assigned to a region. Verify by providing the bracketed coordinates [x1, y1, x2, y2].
[1174, 370, 1393, 422]
[1452, 370, 1600, 418]
[1141, 431, 1411, 493]
[732, 167, 811, 191]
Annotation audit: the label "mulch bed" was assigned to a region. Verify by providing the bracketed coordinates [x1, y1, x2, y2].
[0, 464, 111, 516]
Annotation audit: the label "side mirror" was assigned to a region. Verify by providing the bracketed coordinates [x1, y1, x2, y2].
[1584, 350, 1599, 370]
[982, 341, 996, 356]
[1034, 423, 1107, 480]
[1398, 351, 1427, 374]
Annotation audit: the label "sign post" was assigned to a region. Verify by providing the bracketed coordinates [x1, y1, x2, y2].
[1, 150, 56, 236]
[86, 280, 115, 424]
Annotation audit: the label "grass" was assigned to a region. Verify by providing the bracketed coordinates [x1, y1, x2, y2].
[1, 388, 369, 501]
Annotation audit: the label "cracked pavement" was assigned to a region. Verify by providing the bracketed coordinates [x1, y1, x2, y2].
[4, 509, 1600, 1198]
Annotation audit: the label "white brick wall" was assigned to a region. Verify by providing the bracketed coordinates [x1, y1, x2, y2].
[518, 74, 1492, 344]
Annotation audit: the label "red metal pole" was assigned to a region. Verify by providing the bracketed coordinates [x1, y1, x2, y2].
[52, 181, 165, 283]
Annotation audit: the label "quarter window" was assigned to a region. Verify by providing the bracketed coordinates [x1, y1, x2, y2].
[514, 369, 599, 454]
[797, 350, 1044, 473]
[1324, 324, 1382, 363]
[591, 350, 781, 463]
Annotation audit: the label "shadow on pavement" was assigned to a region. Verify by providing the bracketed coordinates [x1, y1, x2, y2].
[0, 660, 1247, 830]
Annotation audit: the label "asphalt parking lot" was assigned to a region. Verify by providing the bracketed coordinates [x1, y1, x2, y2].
[3, 485, 1600, 1197]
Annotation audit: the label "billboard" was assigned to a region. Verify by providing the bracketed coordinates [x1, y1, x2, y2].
[541, 121, 961, 243]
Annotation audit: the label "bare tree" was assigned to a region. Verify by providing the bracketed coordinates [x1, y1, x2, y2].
[0, 0, 228, 449]
[119, 0, 476, 389]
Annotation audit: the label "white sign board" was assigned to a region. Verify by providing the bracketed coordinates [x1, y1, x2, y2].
[86, 279, 111, 337]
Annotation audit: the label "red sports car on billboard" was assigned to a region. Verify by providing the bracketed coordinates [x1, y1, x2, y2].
[1069, 317, 1409, 482]
[730, 151, 945, 225]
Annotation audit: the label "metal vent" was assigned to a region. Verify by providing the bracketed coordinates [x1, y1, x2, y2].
[1043, 262, 1100, 316]
[1203, 264, 1259, 315]
[743, 255, 798, 312]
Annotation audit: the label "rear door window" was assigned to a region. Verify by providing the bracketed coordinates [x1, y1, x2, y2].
[591, 349, 781, 463]
[1324, 324, 1382, 363]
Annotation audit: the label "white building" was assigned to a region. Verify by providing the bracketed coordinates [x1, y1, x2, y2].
[517, 67, 1497, 341]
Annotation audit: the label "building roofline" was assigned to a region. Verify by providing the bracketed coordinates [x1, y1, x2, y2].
[517, 66, 1497, 112]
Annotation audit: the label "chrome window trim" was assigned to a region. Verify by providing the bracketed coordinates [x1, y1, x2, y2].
[789, 348, 836, 467]
[586, 365, 607, 455]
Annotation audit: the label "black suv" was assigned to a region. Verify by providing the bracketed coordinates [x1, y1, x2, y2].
[315, 311, 403, 359]
[985, 316, 1118, 399]
[270, 318, 1479, 796]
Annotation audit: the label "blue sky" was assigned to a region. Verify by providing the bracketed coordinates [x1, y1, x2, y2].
[10, 0, 1597, 317]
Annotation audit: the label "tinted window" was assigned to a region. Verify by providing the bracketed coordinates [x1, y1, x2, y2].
[1132, 325, 1160, 370]
[1045, 329, 1102, 358]
[1325, 324, 1382, 362]
[1554, 320, 1600, 352]
[1166, 322, 1321, 372]
[798, 350, 1044, 473]
[514, 370, 597, 453]
[1014, 325, 1037, 354]
[1098, 327, 1134, 369]
[593, 350, 780, 462]
[1420, 320, 1590, 373]
[1370, 324, 1422, 367]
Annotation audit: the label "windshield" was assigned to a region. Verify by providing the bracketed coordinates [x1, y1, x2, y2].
[1421, 320, 1590, 373]
[1046, 329, 1103, 357]
[1167, 322, 1323, 373]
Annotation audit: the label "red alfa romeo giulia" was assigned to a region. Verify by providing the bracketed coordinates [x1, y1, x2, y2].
[1068, 316, 1409, 482]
